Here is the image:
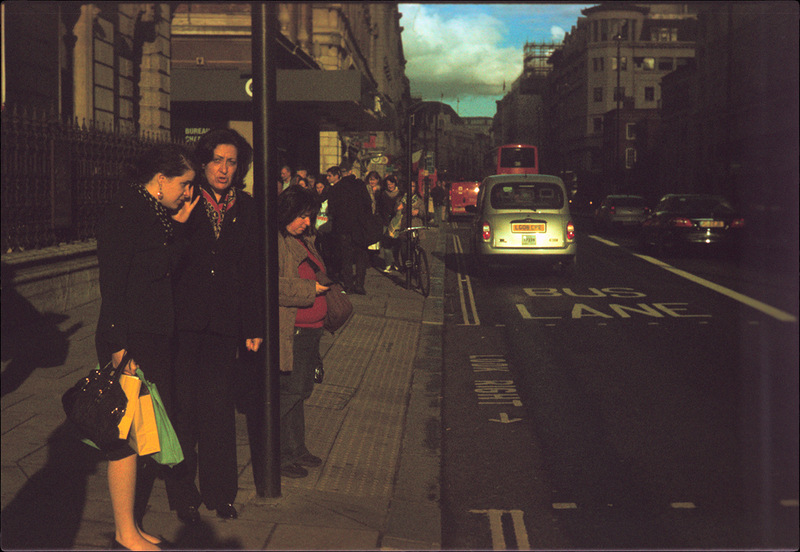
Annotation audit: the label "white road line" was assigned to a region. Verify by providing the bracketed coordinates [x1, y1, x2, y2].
[552, 502, 578, 509]
[633, 254, 797, 323]
[586, 235, 797, 323]
[589, 235, 620, 246]
[670, 502, 697, 509]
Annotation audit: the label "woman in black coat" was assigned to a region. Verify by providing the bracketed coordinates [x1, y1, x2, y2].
[166, 129, 263, 522]
[95, 143, 199, 550]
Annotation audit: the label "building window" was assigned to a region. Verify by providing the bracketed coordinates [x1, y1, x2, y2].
[634, 57, 655, 71]
[644, 86, 655, 101]
[626, 123, 637, 140]
[613, 87, 625, 102]
[676, 57, 693, 68]
[611, 56, 627, 71]
[651, 27, 677, 42]
[593, 87, 603, 102]
[592, 57, 605, 72]
[658, 57, 674, 71]
[601, 19, 609, 41]
[625, 147, 637, 168]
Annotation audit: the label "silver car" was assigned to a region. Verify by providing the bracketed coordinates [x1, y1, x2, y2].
[468, 174, 576, 274]
[594, 194, 649, 231]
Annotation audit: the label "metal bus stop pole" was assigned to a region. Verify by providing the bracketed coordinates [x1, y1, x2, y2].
[251, 1, 281, 498]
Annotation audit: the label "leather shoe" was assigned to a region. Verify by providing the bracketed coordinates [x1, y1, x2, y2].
[215, 503, 238, 519]
[280, 463, 309, 478]
[177, 504, 200, 524]
[295, 452, 322, 468]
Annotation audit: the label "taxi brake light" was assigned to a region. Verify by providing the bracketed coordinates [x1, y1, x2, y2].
[731, 218, 745, 228]
[482, 221, 491, 242]
[566, 221, 575, 241]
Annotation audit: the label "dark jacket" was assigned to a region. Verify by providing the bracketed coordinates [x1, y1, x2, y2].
[96, 184, 188, 355]
[327, 174, 372, 243]
[173, 188, 263, 339]
[377, 189, 402, 226]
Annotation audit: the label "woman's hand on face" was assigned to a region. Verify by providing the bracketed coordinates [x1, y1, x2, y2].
[245, 338, 263, 352]
[315, 282, 330, 295]
[172, 185, 200, 223]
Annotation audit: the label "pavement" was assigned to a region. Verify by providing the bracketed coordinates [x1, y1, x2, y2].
[1, 226, 446, 551]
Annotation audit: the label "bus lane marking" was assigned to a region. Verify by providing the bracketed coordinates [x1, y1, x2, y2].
[515, 287, 713, 320]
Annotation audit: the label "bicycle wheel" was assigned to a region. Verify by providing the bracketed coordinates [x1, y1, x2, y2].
[416, 247, 431, 297]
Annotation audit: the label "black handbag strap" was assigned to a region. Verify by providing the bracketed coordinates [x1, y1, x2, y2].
[302, 256, 321, 274]
[109, 352, 132, 378]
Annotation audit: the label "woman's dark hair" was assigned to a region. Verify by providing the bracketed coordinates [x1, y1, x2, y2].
[193, 128, 253, 189]
[365, 170, 382, 184]
[128, 143, 196, 185]
[277, 185, 320, 236]
[384, 174, 402, 192]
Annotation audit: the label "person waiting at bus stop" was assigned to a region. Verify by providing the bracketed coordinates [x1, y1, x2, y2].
[327, 162, 372, 295]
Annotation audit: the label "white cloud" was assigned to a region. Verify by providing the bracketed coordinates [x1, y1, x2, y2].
[400, 5, 522, 102]
[550, 25, 566, 41]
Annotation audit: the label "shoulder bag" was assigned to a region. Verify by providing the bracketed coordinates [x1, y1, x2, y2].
[302, 257, 353, 334]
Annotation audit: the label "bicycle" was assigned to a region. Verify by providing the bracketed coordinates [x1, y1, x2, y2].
[397, 226, 430, 297]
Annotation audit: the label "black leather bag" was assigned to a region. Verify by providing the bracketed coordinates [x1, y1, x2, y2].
[62, 353, 131, 448]
[302, 258, 353, 334]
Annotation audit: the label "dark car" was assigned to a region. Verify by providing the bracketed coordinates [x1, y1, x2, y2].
[638, 194, 744, 255]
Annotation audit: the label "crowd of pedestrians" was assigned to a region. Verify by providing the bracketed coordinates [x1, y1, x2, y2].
[89, 127, 441, 550]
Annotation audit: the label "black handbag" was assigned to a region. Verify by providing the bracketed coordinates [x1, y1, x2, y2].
[62, 353, 131, 448]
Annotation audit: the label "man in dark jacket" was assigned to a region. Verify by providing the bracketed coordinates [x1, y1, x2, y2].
[326, 162, 371, 294]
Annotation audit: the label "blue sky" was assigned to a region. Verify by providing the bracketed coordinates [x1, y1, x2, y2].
[399, 3, 597, 117]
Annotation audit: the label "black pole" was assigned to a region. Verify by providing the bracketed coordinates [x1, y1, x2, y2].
[251, 1, 281, 498]
[615, 33, 621, 191]
[406, 111, 413, 289]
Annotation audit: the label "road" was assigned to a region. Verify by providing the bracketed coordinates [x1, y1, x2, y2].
[440, 220, 798, 550]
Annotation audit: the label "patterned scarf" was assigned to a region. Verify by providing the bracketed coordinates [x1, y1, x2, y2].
[136, 184, 173, 240]
[202, 186, 237, 239]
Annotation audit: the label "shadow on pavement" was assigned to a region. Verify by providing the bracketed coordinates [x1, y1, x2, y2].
[1, 424, 103, 550]
[1, 261, 82, 397]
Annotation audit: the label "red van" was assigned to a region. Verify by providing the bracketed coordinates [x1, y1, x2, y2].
[449, 181, 481, 217]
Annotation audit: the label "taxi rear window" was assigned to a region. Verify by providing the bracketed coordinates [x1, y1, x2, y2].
[490, 183, 564, 210]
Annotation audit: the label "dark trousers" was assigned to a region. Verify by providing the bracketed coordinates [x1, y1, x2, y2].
[316, 231, 338, 279]
[338, 233, 368, 291]
[279, 327, 323, 466]
[166, 331, 238, 510]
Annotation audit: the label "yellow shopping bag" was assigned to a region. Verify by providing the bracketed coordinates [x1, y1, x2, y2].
[128, 390, 161, 455]
[117, 374, 142, 439]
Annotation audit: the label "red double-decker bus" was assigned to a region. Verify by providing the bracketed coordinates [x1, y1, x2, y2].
[493, 144, 539, 175]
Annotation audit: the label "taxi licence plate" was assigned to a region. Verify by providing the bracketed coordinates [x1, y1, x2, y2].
[521, 235, 536, 245]
[512, 223, 545, 233]
[699, 220, 724, 228]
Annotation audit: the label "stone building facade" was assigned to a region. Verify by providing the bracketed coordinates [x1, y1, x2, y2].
[3, 1, 173, 138]
[543, 2, 698, 200]
[170, 2, 409, 183]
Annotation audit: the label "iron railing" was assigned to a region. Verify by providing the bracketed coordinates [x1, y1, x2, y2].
[1, 105, 172, 253]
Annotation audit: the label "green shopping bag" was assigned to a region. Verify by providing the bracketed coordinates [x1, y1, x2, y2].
[135, 368, 184, 467]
